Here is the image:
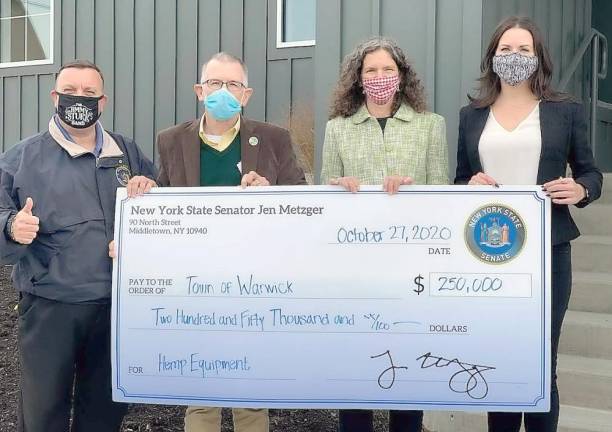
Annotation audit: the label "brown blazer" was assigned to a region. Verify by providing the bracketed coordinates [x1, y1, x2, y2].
[156, 116, 306, 187]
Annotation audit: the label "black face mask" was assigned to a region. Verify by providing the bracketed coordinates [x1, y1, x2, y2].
[56, 92, 103, 129]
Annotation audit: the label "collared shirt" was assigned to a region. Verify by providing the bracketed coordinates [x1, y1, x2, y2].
[198, 114, 241, 152]
[53, 115, 104, 157]
[49, 117, 123, 159]
[320, 103, 449, 185]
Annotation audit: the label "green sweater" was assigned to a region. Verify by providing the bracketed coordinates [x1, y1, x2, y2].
[200, 134, 241, 186]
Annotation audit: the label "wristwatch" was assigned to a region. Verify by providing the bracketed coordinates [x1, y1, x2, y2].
[4, 213, 17, 242]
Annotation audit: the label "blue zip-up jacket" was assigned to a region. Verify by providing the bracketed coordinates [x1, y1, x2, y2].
[0, 128, 156, 303]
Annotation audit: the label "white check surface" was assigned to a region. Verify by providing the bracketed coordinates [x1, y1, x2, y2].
[111, 185, 551, 412]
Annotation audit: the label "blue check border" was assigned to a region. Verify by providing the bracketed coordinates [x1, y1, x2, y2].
[113, 188, 550, 410]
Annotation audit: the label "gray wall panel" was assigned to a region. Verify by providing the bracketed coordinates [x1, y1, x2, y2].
[265, 59, 291, 127]
[20, 75, 38, 138]
[94, 0, 115, 131]
[518, 0, 536, 15]
[220, 0, 244, 58]
[549, 1, 564, 84]
[313, 0, 342, 176]
[38, 75, 55, 131]
[561, 0, 576, 83]
[243, 0, 268, 121]
[113, 0, 134, 136]
[154, 0, 177, 143]
[574, 0, 589, 100]
[61, 0, 76, 64]
[196, 0, 222, 119]
[481, 0, 498, 41]
[340, 0, 374, 57]
[436, 0, 484, 177]
[75, 0, 94, 60]
[493, 0, 510, 17]
[175, 0, 199, 125]
[4, 77, 21, 149]
[380, 0, 436, 108]
[533, 0, 548, 34]
[291, 58, 314, 116]
[133, 0, 156, 159]
[197, 0, 221, 70]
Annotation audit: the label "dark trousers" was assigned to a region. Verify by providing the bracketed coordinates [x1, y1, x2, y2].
[17, 293, 128, 432]
[488, 243, 572, 432]
[338, 409, 423, 432]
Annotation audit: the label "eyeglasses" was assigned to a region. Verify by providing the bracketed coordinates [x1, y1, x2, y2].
[201, 79, 246, 92]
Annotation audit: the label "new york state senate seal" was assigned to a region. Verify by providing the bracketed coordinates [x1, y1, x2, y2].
[465, 204, 526, 264]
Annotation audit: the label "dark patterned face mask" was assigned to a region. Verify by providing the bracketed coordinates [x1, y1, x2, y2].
[492, 53, 538, 86]
[56, 93, 103, 128]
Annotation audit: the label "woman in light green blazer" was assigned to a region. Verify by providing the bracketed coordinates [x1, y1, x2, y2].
[321, 36, 449, 432]
[321, 37, 448, 194]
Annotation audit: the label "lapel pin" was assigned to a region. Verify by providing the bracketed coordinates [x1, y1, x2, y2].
[249, 136, 259, 146]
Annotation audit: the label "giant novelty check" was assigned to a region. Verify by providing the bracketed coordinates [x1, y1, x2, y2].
[111, 185, 551, 412]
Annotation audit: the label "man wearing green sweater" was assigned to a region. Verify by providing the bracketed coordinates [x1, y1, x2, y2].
[156, 52, 306, 432]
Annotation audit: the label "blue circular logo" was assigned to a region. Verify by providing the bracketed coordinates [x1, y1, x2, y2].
[465, 204, 526, 264]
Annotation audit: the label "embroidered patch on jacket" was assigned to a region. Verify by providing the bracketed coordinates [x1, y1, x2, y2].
[115, 165, 131, 186]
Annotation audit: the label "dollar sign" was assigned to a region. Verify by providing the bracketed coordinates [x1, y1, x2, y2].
[413, 274, 425, 295]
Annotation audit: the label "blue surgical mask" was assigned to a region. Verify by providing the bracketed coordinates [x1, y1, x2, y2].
[203, 88, 242, 121]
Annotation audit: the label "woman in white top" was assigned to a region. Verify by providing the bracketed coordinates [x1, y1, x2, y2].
[455, 16, 602, 432]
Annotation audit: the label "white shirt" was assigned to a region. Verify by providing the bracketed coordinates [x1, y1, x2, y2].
[478, 103, 542, 185]
[204, 134, 222, 144]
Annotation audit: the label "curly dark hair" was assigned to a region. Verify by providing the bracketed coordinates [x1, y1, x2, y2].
[329, 37, 427, 119]
[470, 16, 568, 107]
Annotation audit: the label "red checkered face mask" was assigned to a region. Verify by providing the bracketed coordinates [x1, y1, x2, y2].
[362, 75, 400, 105]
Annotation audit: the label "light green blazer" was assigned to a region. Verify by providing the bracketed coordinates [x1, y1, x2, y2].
[320, 103, 449, 185]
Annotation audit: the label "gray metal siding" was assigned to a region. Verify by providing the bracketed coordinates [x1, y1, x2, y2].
[1, 0, 599, 172]
[264, 0, 314, 130]
[243, 0, 268, 120]
[435, 0, 485, 163]
[20, 75, 38, 138]
[0, 0, 313, 164]
[3, 77, 20, 148]
[313, 0, 485, 180]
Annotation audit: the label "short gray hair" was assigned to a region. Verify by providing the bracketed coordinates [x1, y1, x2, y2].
[201, 52, 249, 86]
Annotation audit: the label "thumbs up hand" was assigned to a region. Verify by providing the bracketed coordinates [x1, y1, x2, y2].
[10, 197, 40, 244]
